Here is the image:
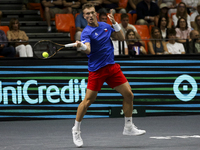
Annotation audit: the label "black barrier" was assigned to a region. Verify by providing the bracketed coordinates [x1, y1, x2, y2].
[0, 55, 200, 120]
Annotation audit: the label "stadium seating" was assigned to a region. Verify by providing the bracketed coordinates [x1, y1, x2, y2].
[55, 14, 76, 42]
[0, 26, 9, 36]
[27, 3, 41, 10]
[134, 25, 150, 52]
[128, 13, 133, 24]
[132, 14, 137, 25]
[118, 0, 128, 9]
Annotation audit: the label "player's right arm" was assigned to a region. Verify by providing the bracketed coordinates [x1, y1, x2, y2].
[75, 41, 91, 54]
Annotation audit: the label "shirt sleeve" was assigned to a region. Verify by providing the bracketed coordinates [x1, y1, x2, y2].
[21, 31, 29, 41]
[81, 29, 90, 44]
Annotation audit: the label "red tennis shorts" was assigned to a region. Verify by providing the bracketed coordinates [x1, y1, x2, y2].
[87, 63, 128, 91]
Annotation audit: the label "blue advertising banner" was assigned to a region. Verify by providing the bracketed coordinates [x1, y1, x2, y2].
[0, 56, 200, 120]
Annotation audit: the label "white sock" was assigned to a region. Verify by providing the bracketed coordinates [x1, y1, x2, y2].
[73, 120, 81, 131]
[125, 117, 132, 127]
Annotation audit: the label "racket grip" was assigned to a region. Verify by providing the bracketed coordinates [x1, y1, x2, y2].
[65, 43, 76, 47]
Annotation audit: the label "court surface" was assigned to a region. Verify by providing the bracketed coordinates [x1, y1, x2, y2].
[0, 115, 200, 150]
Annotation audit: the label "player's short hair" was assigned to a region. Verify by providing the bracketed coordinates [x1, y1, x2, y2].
[82, 2, 95, 11]
[120, 13, 129, 20]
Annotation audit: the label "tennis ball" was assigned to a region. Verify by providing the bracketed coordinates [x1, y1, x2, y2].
[42, 52, 49, 58]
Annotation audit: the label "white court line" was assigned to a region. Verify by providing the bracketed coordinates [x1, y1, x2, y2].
[150, 135, 200, 140]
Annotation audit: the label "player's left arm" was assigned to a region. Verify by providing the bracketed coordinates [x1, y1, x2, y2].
[108, 9, 125, 41]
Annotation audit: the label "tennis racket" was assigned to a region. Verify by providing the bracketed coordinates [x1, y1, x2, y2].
[33, 40, 76, 59]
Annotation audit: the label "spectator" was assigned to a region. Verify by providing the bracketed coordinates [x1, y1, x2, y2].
[172, 2, 191, 29]
[100, 0, 126, 14]
[112, 36, 129, 55]
[157, 0, 176, 9]
[0, 29, 16, 57]
[7, 18, 33, 57]
[175, 17, 192, 43]
[75, 11, 87, 56]
[99, 12, 107, 22]
[63, 0, 81, 15]
[194, 15, 200, 33]
[41, 0, 71, 32]
[187, 30, 200, 53]
[136, 0, 159, 25]
[166, 28, 185, 54]
[158, 16, 170, 40]
[75, 11, 87, 41]
[182, 0, 199, 14]
[126, 29, 147, 56]
[148, 27, 168, 55]
[190, 2, 200, 29]
[155, 3, 172, 28]
[81, 0, 103, 13]
[126, 0, 142, 15]
[119, 13, 144, 46]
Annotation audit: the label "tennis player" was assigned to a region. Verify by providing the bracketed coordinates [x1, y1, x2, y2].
[72, 3, 146, 147]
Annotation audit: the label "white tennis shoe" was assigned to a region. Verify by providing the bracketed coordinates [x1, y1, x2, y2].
[123, 124, 146, 136]
[72, 127, 83, 147]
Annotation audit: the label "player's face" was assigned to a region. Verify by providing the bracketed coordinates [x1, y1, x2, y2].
[83, 7, 97, 25]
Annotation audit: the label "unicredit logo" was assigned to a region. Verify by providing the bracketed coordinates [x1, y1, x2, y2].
[0, 79, 87, 104]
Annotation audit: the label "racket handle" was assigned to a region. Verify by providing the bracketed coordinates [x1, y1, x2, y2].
[65, 43, 76, 47]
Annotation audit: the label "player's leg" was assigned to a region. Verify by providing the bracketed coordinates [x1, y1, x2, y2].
[72, 89, 98, 147]
[76, 89, 98, 122]
[114, 82, 146, 136]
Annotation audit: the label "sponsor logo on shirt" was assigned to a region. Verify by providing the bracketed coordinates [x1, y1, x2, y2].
[95, 32, 98, 36]
[104, 28, 108, 32]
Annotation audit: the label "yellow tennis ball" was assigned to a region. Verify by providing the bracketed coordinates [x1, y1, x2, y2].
[42, 52, 49, 58]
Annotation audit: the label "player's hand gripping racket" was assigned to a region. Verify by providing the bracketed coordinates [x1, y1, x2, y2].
[33, 40, 76, 59]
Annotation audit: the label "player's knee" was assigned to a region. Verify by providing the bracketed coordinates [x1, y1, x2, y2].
[83, 99, 95, 108]
[125, 91, 134, 101]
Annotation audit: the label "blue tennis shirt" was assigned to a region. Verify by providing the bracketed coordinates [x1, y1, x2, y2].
[81, 22, 115, 72]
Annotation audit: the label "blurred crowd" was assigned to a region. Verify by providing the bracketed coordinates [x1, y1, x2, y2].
[1, 0, 200, 57]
